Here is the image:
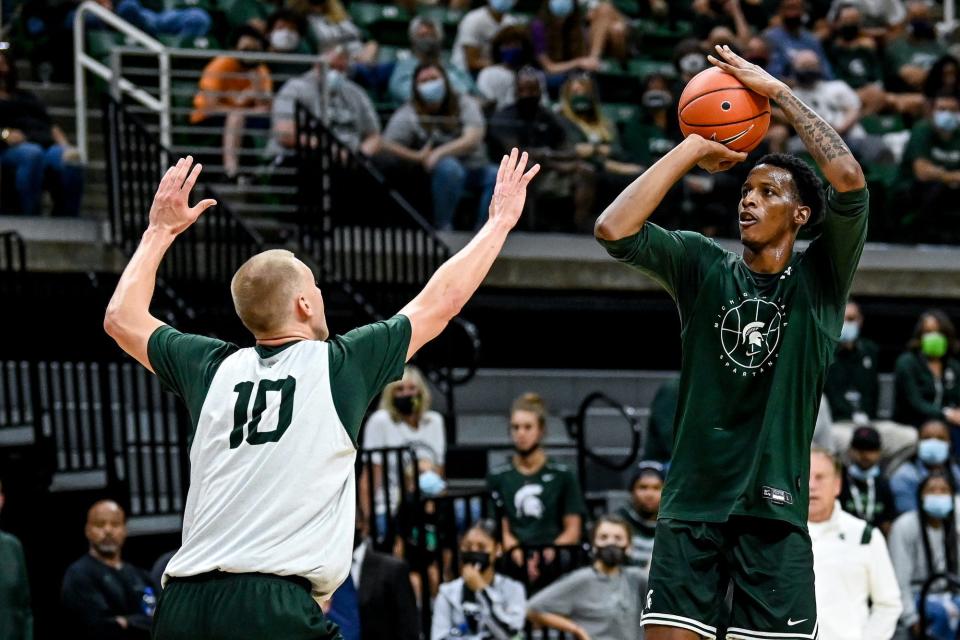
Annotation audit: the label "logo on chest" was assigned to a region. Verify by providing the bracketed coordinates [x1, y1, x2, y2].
[715, 295, 788, 376]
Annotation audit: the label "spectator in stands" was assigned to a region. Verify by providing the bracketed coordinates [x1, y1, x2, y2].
[691, 0, 752, 50]
[0, 48, 83, 216]
[629, 73, 682, 171]
[644, 376, 677, 462]
[616, 461, 663, 574]
[888, 471, 960, 640]
[883, 0, 945, 93]
[431, 519, 526, 639]
[486, 393, 586, 555]
[673, 39, 710, 88]
[61, 500, 155, 639]
[270, 45, 381, 163]
[890, 420, 960, 513]
[114, 0, 211, 41]
[291, 0, 377, 64]
[0, 479, 32, 640]
[894, 310, 960, 429]
[825, 0, 906, 39]
[451, 0, 522, 75]
[476, 26, 536, 112]
[924, 55, 960, 100]
[530, 0, 600, 93]
[353, 518, 421, 640]
[744, 35, 772, 68]
[808, 446, 902, 640]
[527, 514, 645, 640]
[826, 300, 880, 423]
[150, 550, 175, 592]
[266, 9, 312, 54]
[190, 27, 273, 181]
[839, 426, 899, 534]
[388, 17, 475, 104]
[766, 0, 836, 81]
[381, 62, 496, 231]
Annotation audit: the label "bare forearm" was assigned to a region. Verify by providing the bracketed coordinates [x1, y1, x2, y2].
[380, 139, 423, 163]
[775, 87, 865, 191]
[528, 610, 583, 636]
[434, 129, 483, 160]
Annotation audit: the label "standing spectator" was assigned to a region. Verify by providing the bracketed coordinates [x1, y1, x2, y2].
[354, 520, 421, 640]
[451, 0, 522, 75]
[269, 45, 381, 164]
[431, 520, 526, 639]
[291, 0, 377, 64]
[61, 500, 155, 640]
[0, 48, 83, 216]
[808, 447, 902, 640]
[530, 0, 600, 92]
[826, 300, 880, 423]
[893, 310, 960, 430]
[486, 393, 586, 552]
[388, 17, 476, 104]
[381, 63, 497, 231]
[766, 0, 836, 81]
[644, 377, 678, 463]
[890, 420, 960, 513]
[0, 479, 32, 640]
[190, 27, 273, 181]
[888, 472, 960, 640]
[476, 26, 537, 112]
[839, 426, 899, 534]
[114, 0, 211, 40]
[883, 0, 945, 92]
[527, 515, 645, 640]
[616, 461, 663, 574]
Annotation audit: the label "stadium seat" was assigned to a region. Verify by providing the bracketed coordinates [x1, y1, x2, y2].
[860, 113, 906, 136]
[86, 31, 122, 61]
[633, 19, 693, 61]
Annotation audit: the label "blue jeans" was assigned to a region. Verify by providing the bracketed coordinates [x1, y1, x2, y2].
[919, 592, 960, 640]
[430, 157, 497, 231]
[0, 143, 83, 216]
[115, 0, 211, 37]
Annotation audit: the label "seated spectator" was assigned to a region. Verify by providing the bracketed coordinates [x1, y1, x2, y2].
[839, 426, 899, 534]
[486, 393, 586, 553]
[530, 0, 601, 92]
[291, 0, 377, 64]
[883, 0, 945, 93]
[692, 0, 752, 50]
[269, 45, 381, 164]
[890, 420, 960, 513]
[431, 519, 526, 639]
[266, 9, 312, 54]
[809, 447, 902, 640]
[527, 515, 645, 639]
[673, 39, 710, 90]
[190, 27, 273, 180]
[381, 63, 496, 231]
[924, 55, 960, 100]
[743, 35, 772, 68]
[114, 0, 211, 40]
[61, 500, 155, 639]
[477, 26, 537, 112]
[894, 310, 960, 430]
[616, 461, 663, 574]
[644, 376, 678, 462]
[889, 472, 960, 640]
[0, 479, 32, 639]
[631, 73, 682, 171]
[388, 17, 476, 104]
[825, 0, 906, 39]
[766, 0, 836, 81]
[0, 48, 83, 216]
[353, 518, 421, 640]
[826, 300, 880, 423]
[451, 0, 522, 75]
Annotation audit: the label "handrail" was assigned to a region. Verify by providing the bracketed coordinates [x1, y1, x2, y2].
[565, 392, 643, 489]
[0, 230, 26, 272]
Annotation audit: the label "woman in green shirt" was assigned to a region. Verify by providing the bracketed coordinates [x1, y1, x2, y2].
[894, 309, 960, 436]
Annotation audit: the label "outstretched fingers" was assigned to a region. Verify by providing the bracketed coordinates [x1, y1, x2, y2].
[520, 163, 541, 188]
[511, 151, 529, 184]
[707, 54, 738, 75]
[190, 198, 218, 216]
[181, 162, 204, 195]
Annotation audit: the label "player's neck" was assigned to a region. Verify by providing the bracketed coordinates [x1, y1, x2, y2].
[256, 329, 314, 346]
[513, 448, 546, 474]
[742, 236, 795, 274]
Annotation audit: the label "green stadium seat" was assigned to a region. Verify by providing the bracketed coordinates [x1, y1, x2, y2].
[86, 31, 122, 61]
[860, 113, 906, 135]
[215, 0, 268, 29]
[628, 59, 676, 80]
[611, 0, 640, 18]
[633, 19, 693, 61]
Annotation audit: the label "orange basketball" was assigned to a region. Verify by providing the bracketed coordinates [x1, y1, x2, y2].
[678, 67, 770, 153]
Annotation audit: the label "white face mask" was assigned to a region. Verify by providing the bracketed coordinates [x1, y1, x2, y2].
[270, 28, 300, 52]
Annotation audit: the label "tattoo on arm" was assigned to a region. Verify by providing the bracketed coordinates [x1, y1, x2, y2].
[775, 89, 852, 165]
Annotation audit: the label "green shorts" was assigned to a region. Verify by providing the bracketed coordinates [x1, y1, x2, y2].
[642, 517, 817, 640]
[152, 572, 342, 640]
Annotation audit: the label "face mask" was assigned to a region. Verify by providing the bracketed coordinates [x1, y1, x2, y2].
[419, 469, 446, 496]
[549, 0, 574, 17]
[461, 550, 491, 571]
[516, 95, 540, 119]
[489, 0, 516, 14]
[595, 544, 627, 567]
[746, 56, 769, 68]
[924, 494, 954, 519]
[783, 15, 803, 30]
[500, 46, 523, 68]
[837, 23, 860, 41]
[418, 78, 446, 105]
[641, 89, 672, 110]
[270, 28, 300, 52]
[839, 320, 860, 343]
[795, 70, 821, 86]
[848, 463, 880, 481]
[678, 53, 707, 75]
[325, 68, 343, 92]
[570, 95, 593, 114]
[393, 394, 419, 416]
[412, 36, 441, 59]
[910, 19, 936, 40]
[922, 331, 949, 358]
[919, 438, 951, 465]
[934, 110, 960, 134]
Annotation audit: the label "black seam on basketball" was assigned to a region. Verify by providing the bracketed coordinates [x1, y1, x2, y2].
[679, 110, 771, 128]
[678, 85, 760, 110]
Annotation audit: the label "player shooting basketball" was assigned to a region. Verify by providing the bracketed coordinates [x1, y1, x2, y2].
[595, 45, 867, 640]
[103, 148, 538, 639]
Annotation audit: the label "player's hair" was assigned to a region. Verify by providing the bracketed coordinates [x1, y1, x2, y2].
[510, 392, 547, 429]
[753, 153, 825, 226]
[908, 308, 960, 355]
[230, 249, 305, 336]
[918, 471, 958, 576]
[810, 445, 842, 477]
[589, 514, 633, 545]
[379, 365, 432, 422]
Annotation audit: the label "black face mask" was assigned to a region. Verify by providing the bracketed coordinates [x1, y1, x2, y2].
[461, 551, 491, 571]
[783, 15, 803, 30]
[516, 95, 540, 119]
[837, 23, 860, 41]
[746, 56, 769, 68]
[595, 545, 627, 567]
[795, 70, 821, 86]
[394, 395, 418, 416]
[911, 19, 936, 40]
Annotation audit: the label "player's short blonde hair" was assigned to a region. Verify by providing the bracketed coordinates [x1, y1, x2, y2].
[230, 249, 304, 336]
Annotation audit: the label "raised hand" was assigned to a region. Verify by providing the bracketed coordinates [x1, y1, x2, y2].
[707, 44, 785, 99]
[488, 148, 541, 229]
[691, 134, 748, 173]
[148, 156, 217, 235]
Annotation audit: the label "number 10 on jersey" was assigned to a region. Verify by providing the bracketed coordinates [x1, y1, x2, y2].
[231, 377, 297, 448]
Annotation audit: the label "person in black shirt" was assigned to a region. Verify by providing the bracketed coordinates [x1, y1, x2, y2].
[0, 48, 83, 216]
[61, 500, 155, 640]
[839, 426, 898, 535]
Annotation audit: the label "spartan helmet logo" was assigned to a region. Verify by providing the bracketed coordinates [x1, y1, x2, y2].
[514, 484, 545, 519]
[720, 298, 783, 369]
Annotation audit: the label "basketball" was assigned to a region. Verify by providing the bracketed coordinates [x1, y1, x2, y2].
[678, 67, 771, 153]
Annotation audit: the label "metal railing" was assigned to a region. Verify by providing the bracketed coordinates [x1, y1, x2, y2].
[565, 392, 644, 493]
[0, 230, 26, 272]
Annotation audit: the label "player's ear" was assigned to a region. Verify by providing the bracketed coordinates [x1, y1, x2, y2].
[795, 204, 811, 227]
[297, 294, 313, 319]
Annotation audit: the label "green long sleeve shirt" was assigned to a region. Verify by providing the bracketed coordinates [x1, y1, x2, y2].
[0, 530, 33, 640]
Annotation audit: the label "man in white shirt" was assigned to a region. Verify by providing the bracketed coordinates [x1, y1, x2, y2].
[451, 0, 521, 74]
[808, 447, 902, 640]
